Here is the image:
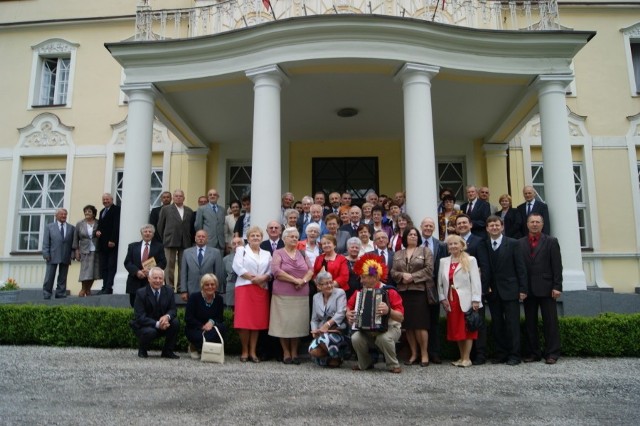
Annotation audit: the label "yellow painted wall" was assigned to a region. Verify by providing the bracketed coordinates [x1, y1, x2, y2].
[69, 157, 107, 221]
[562, 7, 640, 136]
[592, 149, 637, 251]
[602, 260, 640, 293]
[289, 140, 403, 198]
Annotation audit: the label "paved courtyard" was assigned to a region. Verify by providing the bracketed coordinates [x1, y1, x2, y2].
[1, 346, 639, 425]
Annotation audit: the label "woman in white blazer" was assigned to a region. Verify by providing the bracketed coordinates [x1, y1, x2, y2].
[438, 234, 482, 368]
[232, 226, 272, 363]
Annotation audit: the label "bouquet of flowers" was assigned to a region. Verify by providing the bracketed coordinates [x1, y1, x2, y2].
[0, 278, 19, 291]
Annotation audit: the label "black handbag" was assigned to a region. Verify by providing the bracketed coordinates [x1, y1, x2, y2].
[464, 308, 483, 332]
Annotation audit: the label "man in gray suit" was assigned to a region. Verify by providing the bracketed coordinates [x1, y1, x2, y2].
[42, 208, 75, 299]
[157, 189, 194, 291]
[194, 188, 226, 251]
[180, 230, 225, 302]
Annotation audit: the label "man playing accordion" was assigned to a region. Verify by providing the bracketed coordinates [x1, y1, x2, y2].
[346, 253, 405, 373]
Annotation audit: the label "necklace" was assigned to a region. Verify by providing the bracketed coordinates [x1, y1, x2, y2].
[202, 292, 214, 307]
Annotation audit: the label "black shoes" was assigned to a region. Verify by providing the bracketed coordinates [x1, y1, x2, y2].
[96, 290, 113, 295]
[161, 352, 180, 359]
[138, 349, 148, 358]
[471, 357, 486, 366]
[523, 356, 542, 363]
[506, 359, 521, 366]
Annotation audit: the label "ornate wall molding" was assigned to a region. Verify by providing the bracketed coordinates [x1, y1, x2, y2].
[17, 113, 74, 151]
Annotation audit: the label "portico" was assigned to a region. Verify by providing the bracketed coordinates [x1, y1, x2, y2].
[107, 14, 594, 293]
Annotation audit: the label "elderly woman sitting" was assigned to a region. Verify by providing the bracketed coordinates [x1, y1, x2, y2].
[184, 273, 226, 359]
[308, 270, 348, 368]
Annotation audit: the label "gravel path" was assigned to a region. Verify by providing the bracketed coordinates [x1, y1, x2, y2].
[1, 346, 639, 425]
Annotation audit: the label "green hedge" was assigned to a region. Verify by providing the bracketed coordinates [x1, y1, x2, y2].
[1, 305, 639, 357]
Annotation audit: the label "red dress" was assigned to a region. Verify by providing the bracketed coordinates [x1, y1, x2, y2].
[446, 262, 478, 341]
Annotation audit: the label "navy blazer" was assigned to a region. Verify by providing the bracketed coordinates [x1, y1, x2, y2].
[517, 200, 550, 236]
[97, 204, 121, 250]
[131, 285, 178, 330]
[460, 199, 491, 238]
[124, 241, 167, 294]
[260, 239, 284, 255]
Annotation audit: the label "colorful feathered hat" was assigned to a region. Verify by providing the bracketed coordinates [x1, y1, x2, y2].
[353, 252, 388, 281]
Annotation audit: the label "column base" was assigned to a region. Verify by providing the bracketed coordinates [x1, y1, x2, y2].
[112, 272, 128, 295]
[562, 269, 587, 291]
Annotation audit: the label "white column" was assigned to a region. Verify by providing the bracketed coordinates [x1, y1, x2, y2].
[246, 65, 288, 233]
[113, 84, 157, 294]
[535, 75, 586, 291]
[395, 63, 440, 236]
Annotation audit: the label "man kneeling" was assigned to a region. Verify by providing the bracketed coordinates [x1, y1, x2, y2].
[130, 267, 180, 359]
[346, 253, 404, 373]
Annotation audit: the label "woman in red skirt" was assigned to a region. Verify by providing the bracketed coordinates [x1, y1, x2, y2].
[437, 234, 482, 367]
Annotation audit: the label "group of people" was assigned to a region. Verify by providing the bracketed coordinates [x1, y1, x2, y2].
[42, 185, 563, 371]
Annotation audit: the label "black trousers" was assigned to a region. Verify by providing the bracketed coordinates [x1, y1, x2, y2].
[488, 296, 521, 361]
[523, 295, 561, 360]
[427, 303, 441, 358]
[134, 318, 180, 353]
[470, 305, 487, 361]
[99, 248, 118, 292]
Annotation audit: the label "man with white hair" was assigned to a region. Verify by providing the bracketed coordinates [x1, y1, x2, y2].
[301, 203, 328, 240]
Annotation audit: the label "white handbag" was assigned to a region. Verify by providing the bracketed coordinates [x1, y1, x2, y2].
[200, 326, 225, 364]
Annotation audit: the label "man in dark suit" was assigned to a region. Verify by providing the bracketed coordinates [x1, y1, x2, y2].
[455, 214, 490, 365]
[180, 230, 225, 302]
[517, 185, 551, 236]
[340, 206, 373, 237]
[296, 196, 313, 233]
[233, 195, 251, 241]
[130, 267, 180, 359]
[483, 216, 528, 365]
[460, 185, 491, 238]
[157, 189, 194, 292]
[420, 217, 448, 364]
[42, 208, 75, 299]
[194, 188, 226, 251]
[368, 230, 395, 287]
[124, 224, 167, 307]
[96, 193, 121, 295]
[519, 213, 562, 364]
[148, 191, 171, 243]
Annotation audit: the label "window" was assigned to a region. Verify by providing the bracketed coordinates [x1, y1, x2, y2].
[632, 42, 640, 94]
[228, 163, 252, 203]
[30, 39, 78, 108]
[437, 161, 465, 201]
[622, 23, 640, 96]
[312, 157, 378, 206]
[18, 172, 66, 251]
[531, 162, 590, 248]
[115, 169, 164, 208]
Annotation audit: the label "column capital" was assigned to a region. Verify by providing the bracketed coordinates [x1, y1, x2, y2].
[532, 74, 574, 94]
[245, 64, 289, 86]
[394, 63, 440, 84]
[120, 82, 160, 99]
[482, 143, 509, 157]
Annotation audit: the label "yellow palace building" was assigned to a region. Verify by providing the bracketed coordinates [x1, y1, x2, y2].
[0, 0, 639, 295]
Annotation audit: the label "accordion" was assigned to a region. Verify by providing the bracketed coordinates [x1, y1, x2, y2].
[352, 287, 388, 332]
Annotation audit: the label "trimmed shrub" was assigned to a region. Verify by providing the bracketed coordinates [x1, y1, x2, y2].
[1, 305, 639, 357]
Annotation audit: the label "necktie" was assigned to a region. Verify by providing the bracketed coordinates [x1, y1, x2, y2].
[304, 214, 309, 225]
[142, 243, 149, 262]
[59, 223, 64, 238]
[198, 248, 204, 265]
[424, 239, 429, 248]
[493, 241, 498, 251]
[154, 290, 160, 301]
[213, 204, 218, 213]
[380, 250, 386, 264]
[467, 202, 473, 214]
[527, 202, 532, 215]
[271, 241, 277, 252]
[102, 207, 108, 219]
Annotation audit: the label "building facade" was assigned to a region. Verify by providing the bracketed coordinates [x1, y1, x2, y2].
[1, 0, 639, 294]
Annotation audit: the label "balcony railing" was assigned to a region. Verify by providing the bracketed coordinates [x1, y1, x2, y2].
[134, 0, 561, 41]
